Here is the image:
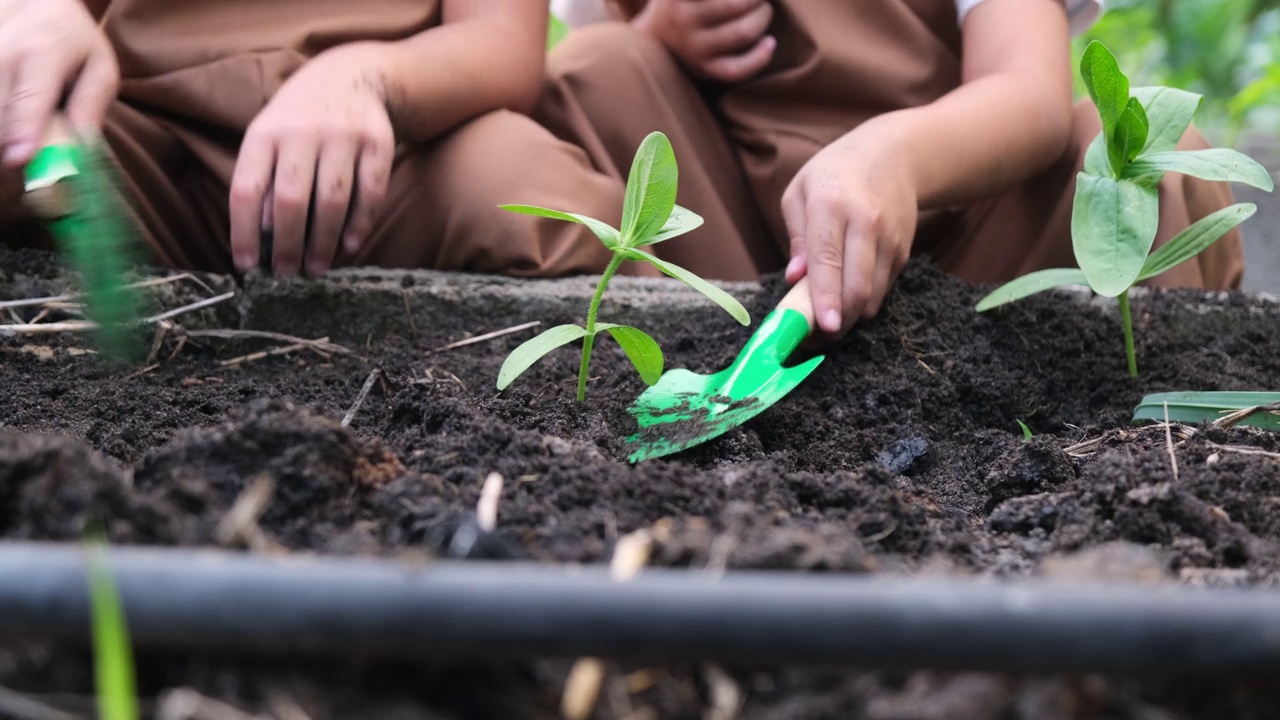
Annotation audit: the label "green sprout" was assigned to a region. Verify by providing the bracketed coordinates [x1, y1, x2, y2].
[85, 530, 139, 720]
[1134, 391, 1280, 431]
[1016, 419, 1033, 442]
[976, 40, 1274, 378]
[497, 131, 750, 402]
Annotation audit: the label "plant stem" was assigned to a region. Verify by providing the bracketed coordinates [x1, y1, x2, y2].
[577, 253, 626, 402]
[1118, 290, 1138, 378]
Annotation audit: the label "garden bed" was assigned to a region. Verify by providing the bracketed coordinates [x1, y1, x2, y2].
[3, 243, 1280, 719]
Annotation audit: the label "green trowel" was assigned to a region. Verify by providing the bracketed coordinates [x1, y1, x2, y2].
[625, 277, 825, 462]
[22, 117, 141, 360]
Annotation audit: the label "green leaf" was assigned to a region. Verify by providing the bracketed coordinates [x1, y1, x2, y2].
[974, 268, 1091, 312]
[1133, 391, 1280, 431]
[500, 204, 621, 250]
[1080, 41, 1130, 138]
[496, 324, 588, 390]
[1016, 419, 1033, 442]
[620, 132, 678, 246]
[596, 323, 664, 385]
[1109, 97, 1149, 172]
[637, 204, 704, 246]
[1125, 149, 1276, 191]
[622, 248, 750, 325]
[1132, 86, 1203, 154]
[86, 534, 139, 720]
[1071, 173, 1159, 297]
[1137, 203, 1257, 281]
[1083, 134, 1110, 177]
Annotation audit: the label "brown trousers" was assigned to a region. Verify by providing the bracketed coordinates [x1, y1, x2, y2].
[0, 4, 1244, 290]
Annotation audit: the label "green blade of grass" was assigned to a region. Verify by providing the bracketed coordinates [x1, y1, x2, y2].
[85, 533, 138, 720]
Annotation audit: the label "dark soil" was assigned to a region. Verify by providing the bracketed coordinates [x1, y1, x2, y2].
[4, 243, 1280, 719]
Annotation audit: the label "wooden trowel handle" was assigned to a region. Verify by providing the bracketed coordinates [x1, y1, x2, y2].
[775, 276, 815, 332]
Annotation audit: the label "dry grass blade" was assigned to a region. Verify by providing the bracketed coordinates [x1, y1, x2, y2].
[1205, 442, 1280, 460]
[1164, 401, 1179, 482]
[0, 273, 196, 311]
[702, 664, 743, 720]
[182, 329, 350, 356]
[0, 290, 234, 336]
[426, 321, 542, 355]
[1212, 401, 1280, 429]
[155, 688, 267, 720]
[215, 475, 283, 554]
[218, 341, 317, 368]
[341, 368, 382, 428]
[145, 291, 235, 324]
[0, 686, 80, 720]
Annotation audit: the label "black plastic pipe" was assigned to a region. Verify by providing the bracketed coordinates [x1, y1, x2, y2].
[3, 542, 1280, 673]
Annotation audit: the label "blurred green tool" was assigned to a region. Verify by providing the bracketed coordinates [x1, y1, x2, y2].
[624, 278, 825, 462]
[23, 118, 141, 361]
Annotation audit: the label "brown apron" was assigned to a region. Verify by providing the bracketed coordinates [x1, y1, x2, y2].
[542, 0, 1244, 289]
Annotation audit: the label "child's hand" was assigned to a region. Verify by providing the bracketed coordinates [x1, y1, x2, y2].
[229, 43, 396, 278]
[781, 122, 918, 340]
[633, 0, 776, 83]
[0, 0, 119, 167]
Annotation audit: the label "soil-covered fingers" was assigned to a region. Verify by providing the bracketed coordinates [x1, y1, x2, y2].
[305, 141, 357, 278]
[341, 120, 393, 259]
[270, 139, 319, 278]
[229, 135, 276, 273]
[803, 193, 848, 336]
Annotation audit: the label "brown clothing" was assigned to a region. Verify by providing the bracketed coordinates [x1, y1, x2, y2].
[2, 0, 1244, 292]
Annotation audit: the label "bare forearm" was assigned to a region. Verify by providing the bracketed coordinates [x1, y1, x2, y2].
[870, 73, 1072, 210]
[372, 5, 546, 144]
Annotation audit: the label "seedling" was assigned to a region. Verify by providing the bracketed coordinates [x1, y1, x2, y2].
[976, 41, 1274, 377]
[85, 529, 139, 720]
[1016, 419, 1033, 442]
[497, 131, 750, 402]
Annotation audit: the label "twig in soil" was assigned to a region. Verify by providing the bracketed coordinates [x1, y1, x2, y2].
[1163, 401, 1179, 482]
[0, 686, 79, 720]
[0, 273, 197, 311]
[702, 664, 744, 720]
[410, 367, 467, 391]
[122, 363, 160, 381]
[218, 339, 333, 368]
[156, 688, 266, 720]
[1212, 401, 1280, 429]
[340, 368, 382, 428]
[180, 329, 350, 355]
[401, 289, 418, 340]
[0, 290, 236, 335]
[215, 475, 284, 555]
[562, 530, 653, 720]
[476, 472, 504, 532]
[145, 291, 236, 324]
[1205, 442, 1280, 461]
[426, 320, 542, 355]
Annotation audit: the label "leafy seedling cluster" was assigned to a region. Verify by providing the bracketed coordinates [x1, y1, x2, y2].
[976, 41, 1274, 377]
[497, 131, 750, 401]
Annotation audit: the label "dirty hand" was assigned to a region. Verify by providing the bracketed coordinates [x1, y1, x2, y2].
[0, 0, 119, 168]
[230, 43, 395, 279]
[633, 0, 776, 83]
[781, 122, 918, 341]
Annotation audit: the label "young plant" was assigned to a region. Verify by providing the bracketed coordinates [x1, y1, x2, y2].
[85, 530, 139, 720]
[976, 40, 1274, 377]
[497, 131, 750, 402]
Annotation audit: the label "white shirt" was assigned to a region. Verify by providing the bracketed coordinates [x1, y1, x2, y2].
[957, 0, 1103, 35]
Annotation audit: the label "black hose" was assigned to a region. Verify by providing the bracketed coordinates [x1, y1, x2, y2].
[2, 542, 1279, 672]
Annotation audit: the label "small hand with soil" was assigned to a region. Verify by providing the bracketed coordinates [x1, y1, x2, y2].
[0, 0, 119, 168]
[229, 43, 396, 279]
[632, 0, 777, 83]
[781, 120, 919, 341]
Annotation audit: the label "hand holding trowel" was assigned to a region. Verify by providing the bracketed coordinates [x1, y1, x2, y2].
[22, 115, 141, 360]
[624, 276, 825, 462]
